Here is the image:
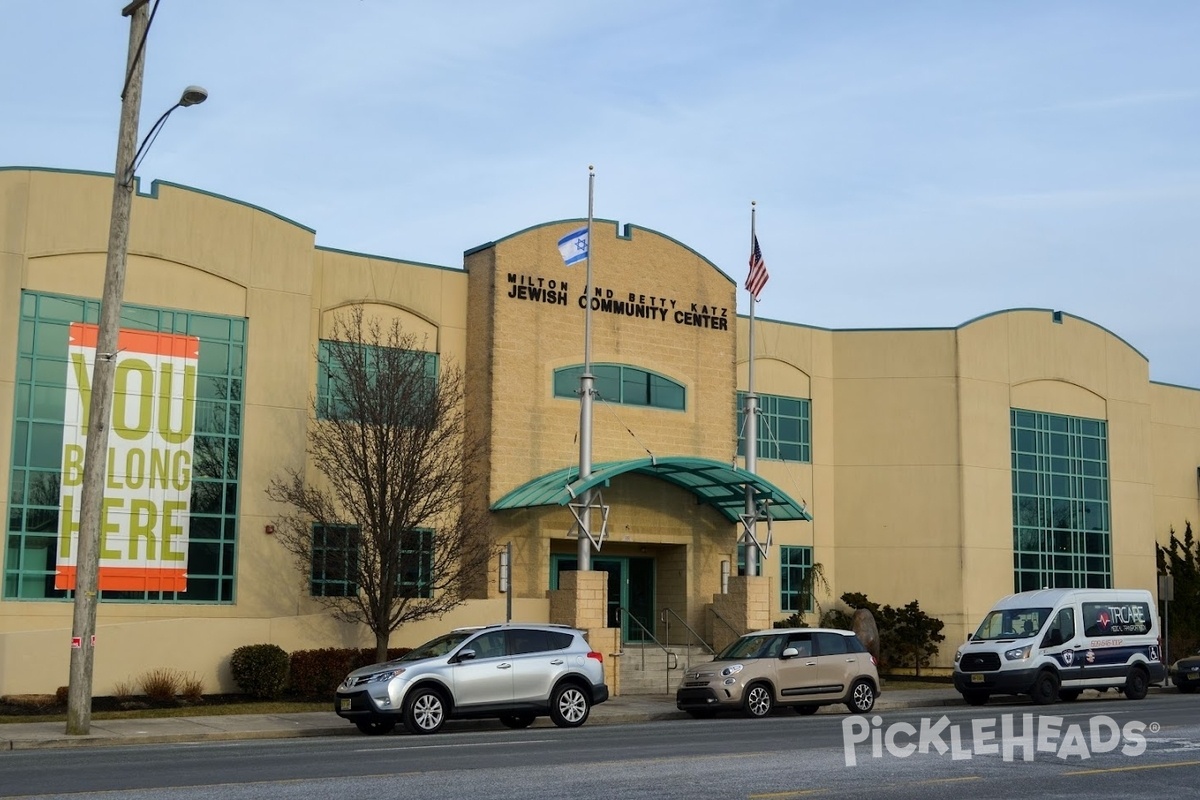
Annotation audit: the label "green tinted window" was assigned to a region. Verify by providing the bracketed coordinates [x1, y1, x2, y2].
[737, 393, 811, 463]
[4, 291, 245, 604]
[553, 364, 685, 411]
[316, 340, 438, 421]
[1011, 408, 1110, 591]
[779, 545, 814, 613]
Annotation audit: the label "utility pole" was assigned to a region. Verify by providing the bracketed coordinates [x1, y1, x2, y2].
[65, 0, 150, 735]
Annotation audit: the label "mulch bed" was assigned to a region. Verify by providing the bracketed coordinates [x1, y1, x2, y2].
[0, 694, 322, 717]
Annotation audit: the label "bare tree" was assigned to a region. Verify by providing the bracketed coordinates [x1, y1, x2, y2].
[267, 308, 492, 662]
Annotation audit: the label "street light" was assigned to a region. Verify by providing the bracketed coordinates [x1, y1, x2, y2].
[65, 0, 206, 736]
[123, 85, 208, 187]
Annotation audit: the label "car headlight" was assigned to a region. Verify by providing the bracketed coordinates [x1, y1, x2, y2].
[954, 649, 962, 663]
[1004, 645, 1032, 661]
[366, 668, 404, 684]
[721, 664, 744, 677]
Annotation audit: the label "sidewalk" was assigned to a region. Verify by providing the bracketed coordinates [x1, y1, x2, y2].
[0, 688, 967, 751]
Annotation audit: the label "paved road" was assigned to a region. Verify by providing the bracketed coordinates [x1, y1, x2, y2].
[1, 691, 1197, 799]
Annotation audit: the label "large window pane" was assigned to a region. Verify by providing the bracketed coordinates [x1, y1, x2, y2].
[1010, 408, 1110, 591]
[739, 392, 811, 463]
[5, 291, 245, 604]
[552, 364, 686, 411]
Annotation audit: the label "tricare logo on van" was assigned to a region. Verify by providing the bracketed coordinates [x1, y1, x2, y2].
[842, 713, 1157, 766]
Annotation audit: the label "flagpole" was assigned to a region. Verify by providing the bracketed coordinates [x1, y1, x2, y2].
[577, 166, 596, 570]
[744, 201, 759, 578]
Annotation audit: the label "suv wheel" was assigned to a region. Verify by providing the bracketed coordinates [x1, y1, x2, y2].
[355, 718, 396, 735]
[549, 684, 591, 728]
[846, 679, 876, 714]
[742, 683, 774, 718]
[404, 687, 447, 734]
[500, 713, 536, 729]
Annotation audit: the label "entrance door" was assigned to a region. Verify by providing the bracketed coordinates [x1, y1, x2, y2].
[551, 555, 655, 643]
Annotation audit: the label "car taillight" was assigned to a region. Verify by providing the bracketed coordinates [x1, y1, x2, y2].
[587, 650, 604, 663]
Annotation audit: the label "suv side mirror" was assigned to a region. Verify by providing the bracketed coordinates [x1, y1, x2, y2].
[455, 649, 477, 663]
[781, 647, 799, 659]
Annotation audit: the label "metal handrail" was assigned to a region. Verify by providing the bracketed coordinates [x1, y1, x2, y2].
[660, 608, 716, 675]
[617, 607, 678, 693]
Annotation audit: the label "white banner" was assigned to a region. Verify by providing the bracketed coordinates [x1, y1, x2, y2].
[56, 323, 200, 592]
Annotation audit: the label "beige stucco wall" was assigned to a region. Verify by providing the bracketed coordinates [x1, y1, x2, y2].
[3, 167, 1200, 692]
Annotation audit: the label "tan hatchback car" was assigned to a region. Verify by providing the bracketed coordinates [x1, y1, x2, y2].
[676, 628, 880, 718]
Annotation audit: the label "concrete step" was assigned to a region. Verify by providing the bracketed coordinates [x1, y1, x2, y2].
[616, 644, 718, 695]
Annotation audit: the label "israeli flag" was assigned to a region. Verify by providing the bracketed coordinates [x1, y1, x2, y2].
[557, 227, 589, 266]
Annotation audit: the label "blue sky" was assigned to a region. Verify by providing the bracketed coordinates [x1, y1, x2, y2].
[5, 1, 1199, 386]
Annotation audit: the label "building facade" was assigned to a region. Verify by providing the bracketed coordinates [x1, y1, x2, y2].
[2, 167, 1198, 695]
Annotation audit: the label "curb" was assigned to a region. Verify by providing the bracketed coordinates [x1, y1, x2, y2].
[16, 688, 1177, 751]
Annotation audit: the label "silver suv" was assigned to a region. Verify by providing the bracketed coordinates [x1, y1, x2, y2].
[676, 628, 880, 718]
[335, 623, 609, 735]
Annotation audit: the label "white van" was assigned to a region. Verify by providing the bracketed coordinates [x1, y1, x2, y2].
[953, 588, 1165, 706]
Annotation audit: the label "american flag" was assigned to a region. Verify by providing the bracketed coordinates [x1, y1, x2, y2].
[745, 235, 769, 299]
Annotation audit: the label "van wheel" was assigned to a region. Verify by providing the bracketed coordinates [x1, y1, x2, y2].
[355, 718, 396, 735]
[1030, 671, 1059, 705]
[1123, 668, 1149, 700]
[795, 704, 819, 716]
[743, 683, 774, 718]
[403, 687, 447, 734]
[549, 684, 591, 727]
[846, 679, 876, 714]
[962, 690, 989, 706]
[1058, 689, 1081, 702]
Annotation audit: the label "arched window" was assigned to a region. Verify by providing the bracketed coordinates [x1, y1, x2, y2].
[553, 364, 685, 411]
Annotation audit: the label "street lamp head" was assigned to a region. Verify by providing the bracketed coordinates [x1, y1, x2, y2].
[179, 86, 208, 107]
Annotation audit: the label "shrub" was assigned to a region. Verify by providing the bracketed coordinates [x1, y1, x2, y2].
[288, 648, 358, 697]
[111, 679, 137, 701]
[55, 686, 69, 705]
[229, 644, 290, 699]
[140, 667, 184, 701]
[180, 672, 205, 702]
[833, 592, 945, 674]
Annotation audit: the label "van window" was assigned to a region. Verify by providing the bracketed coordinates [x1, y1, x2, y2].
[973, 607, 1052, 640]
[1082, 602, 1152, 636]
[1041, 608, 1076, 648]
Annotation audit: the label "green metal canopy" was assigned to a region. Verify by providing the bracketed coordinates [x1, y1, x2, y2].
[491, 456, 811, 523]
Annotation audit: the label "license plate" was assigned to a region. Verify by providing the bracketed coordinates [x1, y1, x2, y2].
[970, 673, 984, 684]
[339, 697, 351, 711]
[1188, 673, 1198, 681]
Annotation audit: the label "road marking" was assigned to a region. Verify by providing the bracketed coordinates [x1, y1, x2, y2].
[907, 777, 982, 785]
[1066, 759, 1200, 776]
[357, 738, 555, 752]
[749, 776, 980, 799]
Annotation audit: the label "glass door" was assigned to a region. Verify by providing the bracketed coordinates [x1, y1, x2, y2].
[551, 555, 655, 643]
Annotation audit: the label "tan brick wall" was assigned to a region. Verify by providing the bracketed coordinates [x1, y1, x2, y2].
[549, 570, 609, 630]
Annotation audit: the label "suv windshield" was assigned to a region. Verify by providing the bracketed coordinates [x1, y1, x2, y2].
[718, 635, 783, 660]
[397, 631, 475, 661]
[972, 607, 1052, 641]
